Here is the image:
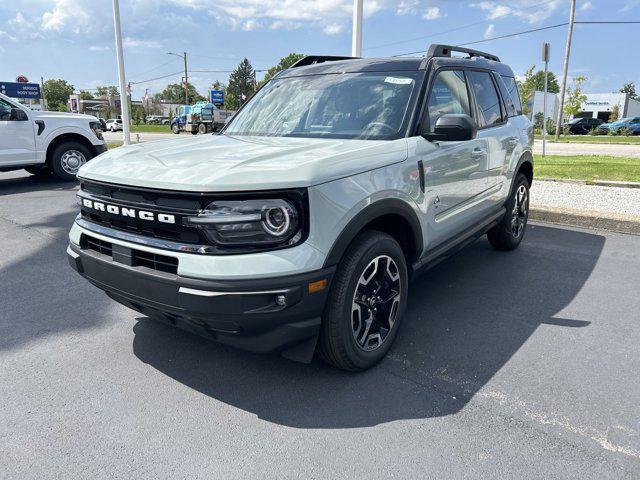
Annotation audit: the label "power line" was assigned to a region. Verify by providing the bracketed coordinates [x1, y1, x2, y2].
[128, 58, 180, 81]
[129, 71, 184, 85]
[393, 20, 640, 56]
[365, 0, 559, 52]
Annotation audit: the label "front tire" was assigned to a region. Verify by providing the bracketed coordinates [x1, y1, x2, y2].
[318, 231, 408, 371]
[487, 173, 530, 251]
[172, 124, 180, 134]
[198, 123, 207, 134]
[50, 142, 91, 181]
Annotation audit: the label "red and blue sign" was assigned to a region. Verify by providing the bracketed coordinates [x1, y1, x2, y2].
[1, 81, 41, 99]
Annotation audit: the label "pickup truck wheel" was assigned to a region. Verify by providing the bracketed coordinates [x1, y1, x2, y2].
[50, 142, 91, 181]
[487, 173, 530, 251]
[318, 231, 408, 371]
[24, 166, 50, 177]
[172, 124, 180, 134]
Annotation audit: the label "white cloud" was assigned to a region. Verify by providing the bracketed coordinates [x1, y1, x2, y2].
[579, 1, 593, 11]
[89, 45, 110, 51]
[0, 30, 18, 42]
[41, 0, 91, 33]
[323, 24, 343, 35]
[470, 0, 563, 24]
[484, 24, 495, 38]
[423, 7, 441, 20]
[620, 0, 640, 11]
[123, 37, 162, 49]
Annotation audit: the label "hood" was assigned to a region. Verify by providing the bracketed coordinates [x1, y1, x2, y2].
[78, 134, 407, 192]
[31, 110, 98, 122]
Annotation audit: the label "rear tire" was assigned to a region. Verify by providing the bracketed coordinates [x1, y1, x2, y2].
[172, 124, 180, 134]
[49, 141, 91, 181]
[487, 173, 530, 251]
[318, 231, 408, 371]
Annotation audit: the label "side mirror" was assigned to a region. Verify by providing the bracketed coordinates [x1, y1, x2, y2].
[424, 114, 477, 142]
[10, 108, 28, 121]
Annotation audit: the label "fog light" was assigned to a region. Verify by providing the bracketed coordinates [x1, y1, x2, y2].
[275, 294, 287, 307]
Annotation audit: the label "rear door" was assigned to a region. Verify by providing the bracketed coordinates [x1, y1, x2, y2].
[416, 69, 489, 246]
[467, 70, 517, 206]
[0, 97, 36, 166]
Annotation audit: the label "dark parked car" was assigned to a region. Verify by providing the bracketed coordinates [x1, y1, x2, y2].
[562, 117, 603, 134]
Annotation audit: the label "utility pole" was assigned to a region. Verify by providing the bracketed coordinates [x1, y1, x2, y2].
[40, 76, 46, 110]
[352, 0, 363, 57]
[183, 51, 188, 105]
[555, 0, 576, 140]
[168, 51, 189, 104]
[542, 42, 550, 157]
[112, 0, 131, 145]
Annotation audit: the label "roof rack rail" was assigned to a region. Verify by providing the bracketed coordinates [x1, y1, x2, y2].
[427, 44, 500, 63]
[290, 55, 357, 68]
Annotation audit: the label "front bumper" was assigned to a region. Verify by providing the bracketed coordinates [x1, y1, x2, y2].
[68, 242, 334, 354]
[94, 143, 108, 155]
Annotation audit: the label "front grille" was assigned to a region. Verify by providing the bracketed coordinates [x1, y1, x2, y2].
[80, 234, 178, 275]
[78, 179, 309, 254]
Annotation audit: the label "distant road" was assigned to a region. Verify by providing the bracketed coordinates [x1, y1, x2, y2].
[104, 132, 640, 157]
[533, 139, 640, 157]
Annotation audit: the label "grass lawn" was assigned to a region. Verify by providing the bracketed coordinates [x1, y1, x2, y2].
[534, 134, 640, 145]
[129, 124, 172, 133]
[534, 155, 640, 182]
[106, 142, 123, 149]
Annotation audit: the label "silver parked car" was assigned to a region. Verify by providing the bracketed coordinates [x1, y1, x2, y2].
[68, 45, 533, 370]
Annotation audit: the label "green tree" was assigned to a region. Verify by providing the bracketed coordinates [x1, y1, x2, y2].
[43, 79, 74, 111]
[609, 103, 621, 123]
[153, 83, 205, 104]
[261, 53, 305, 86]
[79, 90, 94, 100]
[226, 58, 256, 110]
[563, 76, 587, 119]
[517, 65, 560, 116]
[619, 82, 638, 101]
[96, 85, 119, 97]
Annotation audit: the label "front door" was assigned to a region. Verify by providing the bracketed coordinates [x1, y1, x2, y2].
[0, 97, 36, 166]
[416, 69, 489, 248]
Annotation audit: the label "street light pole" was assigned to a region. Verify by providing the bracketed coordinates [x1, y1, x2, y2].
[112, 0, 131, 146]
[555, 0, 576, 140]
[352, 0, 363, 57]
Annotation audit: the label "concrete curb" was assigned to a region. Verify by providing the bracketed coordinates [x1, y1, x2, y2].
[536, 178, 640, 189]
[530, 206, 640, 235]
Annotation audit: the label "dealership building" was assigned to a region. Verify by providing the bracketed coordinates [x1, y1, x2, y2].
[530, 91, 640, 123]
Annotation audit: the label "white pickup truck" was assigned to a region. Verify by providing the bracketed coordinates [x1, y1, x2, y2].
[0, 93, 107, 181]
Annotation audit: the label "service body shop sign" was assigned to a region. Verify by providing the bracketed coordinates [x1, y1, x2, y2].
[1, 82, 41, 99]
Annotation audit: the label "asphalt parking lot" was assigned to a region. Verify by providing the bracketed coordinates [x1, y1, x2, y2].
[1, 170, 639, 479]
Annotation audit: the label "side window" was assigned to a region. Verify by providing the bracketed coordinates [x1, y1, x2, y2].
[500, 75, 523, 115]
[0, 98, 14, 121]
[467, 71, 503, 128]
[426, 70, 470, 133]
[494, 73, 517, 117]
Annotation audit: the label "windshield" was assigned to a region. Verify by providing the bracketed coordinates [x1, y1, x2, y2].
[225, 72, 420, 140]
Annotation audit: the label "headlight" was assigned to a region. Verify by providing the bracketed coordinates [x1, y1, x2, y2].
[185, 199, 302, 248]
[89, 121, 104, 140]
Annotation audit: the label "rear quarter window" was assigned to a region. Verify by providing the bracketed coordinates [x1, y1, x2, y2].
[500, 75, 523, 116]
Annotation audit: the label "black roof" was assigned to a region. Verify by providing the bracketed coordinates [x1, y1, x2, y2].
[278, 44, 515, 78]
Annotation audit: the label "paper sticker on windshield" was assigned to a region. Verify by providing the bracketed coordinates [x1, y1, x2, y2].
[384, 77, 413, 85]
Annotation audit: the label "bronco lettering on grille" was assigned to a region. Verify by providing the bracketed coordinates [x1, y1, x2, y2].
[81, 199, 176, 224]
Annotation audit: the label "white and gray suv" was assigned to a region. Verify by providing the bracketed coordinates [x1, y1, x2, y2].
[68, 45, 533, 370]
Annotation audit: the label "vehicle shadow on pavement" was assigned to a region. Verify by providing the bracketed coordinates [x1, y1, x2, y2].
[132, 224, 605, 428]
[0, 174, 78, 196]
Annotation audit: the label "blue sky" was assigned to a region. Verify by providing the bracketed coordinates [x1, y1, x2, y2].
[0, 0, 638, 100]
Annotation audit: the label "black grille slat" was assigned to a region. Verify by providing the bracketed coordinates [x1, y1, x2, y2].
[80, 234, 178, 275]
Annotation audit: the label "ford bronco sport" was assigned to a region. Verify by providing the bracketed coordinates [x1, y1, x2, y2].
[68, 45, 533, 371]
